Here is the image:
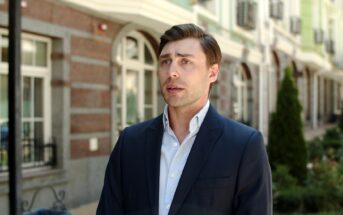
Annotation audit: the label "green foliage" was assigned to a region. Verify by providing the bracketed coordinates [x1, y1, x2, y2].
[274, 125, 343, 214]
[307, 138, 324, 162]
[268, 66, 308, 184]
[339, 102, 343, 132]
[308, 128, 343, 163]
[273, 165, 303, 213]
[275, 186, 304, 213]
[303, 163, 341, 212]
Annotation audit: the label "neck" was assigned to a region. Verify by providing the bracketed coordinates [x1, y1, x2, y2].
[167, 100, 208, 143]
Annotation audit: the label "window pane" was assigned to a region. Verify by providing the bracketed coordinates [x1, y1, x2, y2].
[144, 70, 153, 105]
[0, 122, 8, 150]
[116, 71, 122, 105]
[34, 78, 43, 117]
[34, 121, 44, 161]
[0, 75, 8, 118]
[22, 122, 31, 140]
[22, 39, 34, 65]
[1, 35, 8, 62]
[144, 107, 153, 120]
[144, 44, 154, 65]
[35, 41, 47, 67]
[23, 77, 32, 117]
[34, 121, 43, 145]
[126, 70, 139, 125]
[116, 70, 122, 128]
[116, 42, 123, 63]
[116, 107, 121, 128]
[126, 36, 138, 60]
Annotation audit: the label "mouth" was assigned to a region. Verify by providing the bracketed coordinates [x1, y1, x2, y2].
[166, 86, 184, 94]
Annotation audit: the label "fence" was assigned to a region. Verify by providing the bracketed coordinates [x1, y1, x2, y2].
[0, 138, 57, 172]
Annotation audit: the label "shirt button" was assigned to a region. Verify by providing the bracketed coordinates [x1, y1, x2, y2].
[170, 173, 175, 178]
[166, 203, 171, 209]
[173, 142, 178, 147]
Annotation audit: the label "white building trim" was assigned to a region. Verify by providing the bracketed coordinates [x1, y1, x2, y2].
[58, 0, 193, 32]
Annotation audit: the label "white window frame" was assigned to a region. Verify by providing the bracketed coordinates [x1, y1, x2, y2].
[116, 31, 158, 129]
[233, 66, 249, 122]
[0, 29, 51, 145]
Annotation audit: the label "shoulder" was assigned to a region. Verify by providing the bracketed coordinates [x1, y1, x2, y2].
[120, 114, 163, 139]
[213, 111, 262, 145]
[126, 114, 162, 131]
[208, 106, 259, 137]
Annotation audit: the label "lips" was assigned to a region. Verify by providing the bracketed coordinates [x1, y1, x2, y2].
[166, 85, 184, 94]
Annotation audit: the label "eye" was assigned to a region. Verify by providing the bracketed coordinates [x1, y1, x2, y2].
[160, 59, 171, 66]
[181, 58, 191, 65]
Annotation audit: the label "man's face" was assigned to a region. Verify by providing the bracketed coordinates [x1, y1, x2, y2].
[158, 38, 219, 110]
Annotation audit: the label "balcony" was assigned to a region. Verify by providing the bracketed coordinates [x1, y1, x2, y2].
[0, 138, 57, 173]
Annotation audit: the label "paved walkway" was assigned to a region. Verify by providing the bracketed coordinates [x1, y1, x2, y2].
[304, 123, 336, 140]
[70, 201, 98, 215]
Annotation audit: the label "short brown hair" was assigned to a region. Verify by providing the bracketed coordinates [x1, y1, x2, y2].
[158, 23, 222, 67]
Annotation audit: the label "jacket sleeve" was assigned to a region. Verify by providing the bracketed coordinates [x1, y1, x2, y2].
[96, 130, 126, 215]
[233, 131, 273, 215]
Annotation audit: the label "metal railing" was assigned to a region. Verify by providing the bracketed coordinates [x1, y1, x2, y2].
[0, 138, 57, 173]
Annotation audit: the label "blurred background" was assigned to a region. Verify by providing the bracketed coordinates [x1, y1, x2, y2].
[0, 0, 343, 214]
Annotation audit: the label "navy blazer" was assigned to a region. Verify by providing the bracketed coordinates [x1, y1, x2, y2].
[97, 106, 272, 215]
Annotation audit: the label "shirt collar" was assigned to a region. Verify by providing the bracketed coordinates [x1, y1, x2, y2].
[162, 100, 210, 134]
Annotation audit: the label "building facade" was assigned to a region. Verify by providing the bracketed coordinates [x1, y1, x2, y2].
[0, 0, 342, 212]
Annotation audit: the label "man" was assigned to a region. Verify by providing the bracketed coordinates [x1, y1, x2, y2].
[97, 23, 272, 215]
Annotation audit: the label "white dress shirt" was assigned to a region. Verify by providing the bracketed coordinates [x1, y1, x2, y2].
[158, 101, 210, 215]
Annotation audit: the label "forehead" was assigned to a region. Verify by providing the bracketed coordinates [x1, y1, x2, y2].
[160, 38, 204, 56]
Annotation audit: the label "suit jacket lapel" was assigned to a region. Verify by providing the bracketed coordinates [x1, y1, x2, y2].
[168, 106, 223, 215]
[145, 115, 164, 215]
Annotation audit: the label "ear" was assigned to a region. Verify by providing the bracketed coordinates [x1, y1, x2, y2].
[209, 64, 219, 83]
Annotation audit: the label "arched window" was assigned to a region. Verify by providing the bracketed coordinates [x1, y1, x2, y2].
[115, 31, 157, 129]
[232, 64, 251, 124]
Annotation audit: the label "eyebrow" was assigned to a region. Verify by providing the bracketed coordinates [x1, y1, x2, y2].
[159, 53, 194, 59]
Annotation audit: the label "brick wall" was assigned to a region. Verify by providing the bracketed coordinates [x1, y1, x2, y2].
[1, 0, 123, 160]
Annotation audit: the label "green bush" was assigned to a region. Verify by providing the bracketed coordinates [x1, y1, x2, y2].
[323, 127, 342, 141]
[302, 185, 329, 213]
[307, 138, 325, 162]
[275, 186, 304, 213]
[304, 161, 342, 212]
[273, 165, 302, 213]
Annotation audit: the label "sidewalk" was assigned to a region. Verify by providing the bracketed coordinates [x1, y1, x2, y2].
[70, 201, 98, 215]
[304, 123, 336, 141]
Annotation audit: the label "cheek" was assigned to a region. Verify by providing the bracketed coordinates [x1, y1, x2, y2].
[157, 72, 166, 85]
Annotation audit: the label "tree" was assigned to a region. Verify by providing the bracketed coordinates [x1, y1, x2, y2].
[268, 66, 307, 184]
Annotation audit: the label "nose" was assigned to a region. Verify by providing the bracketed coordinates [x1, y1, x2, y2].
[166, 61, 179, 79]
